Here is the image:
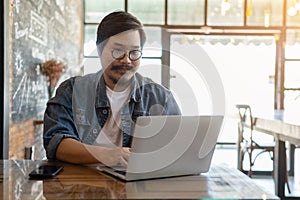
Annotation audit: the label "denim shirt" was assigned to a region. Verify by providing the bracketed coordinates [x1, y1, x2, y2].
[43, 70, 181, 160]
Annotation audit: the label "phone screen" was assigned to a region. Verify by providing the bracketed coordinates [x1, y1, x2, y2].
[29, 165, 63, 179]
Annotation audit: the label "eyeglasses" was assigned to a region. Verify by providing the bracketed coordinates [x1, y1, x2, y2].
[111, 49, 142, 61]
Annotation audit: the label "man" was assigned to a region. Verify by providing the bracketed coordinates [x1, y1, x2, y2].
[43, 11, 181, 167]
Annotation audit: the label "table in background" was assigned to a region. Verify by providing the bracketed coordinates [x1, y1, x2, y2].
[247, 110, 300, 199]
[0, 160, 278, 199]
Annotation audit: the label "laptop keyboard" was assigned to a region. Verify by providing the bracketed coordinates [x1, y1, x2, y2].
[109, 166, 127, 176]
[114, 169, 126, 176]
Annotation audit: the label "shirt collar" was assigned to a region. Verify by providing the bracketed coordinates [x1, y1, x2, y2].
[95, 70, 142, 108]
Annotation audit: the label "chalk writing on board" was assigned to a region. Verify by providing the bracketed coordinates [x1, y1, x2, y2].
[55, 11, 66, 27]
[37, 0, 44, 13]
[11, 0, 82, 122]
[14, 22, 29, 40]
[44, 0, 50, 6]
[32, 47, 45, 61]
[12, 73, 28, 115]
[15, 0, 21, 14]
[14, 50, 23, 76]
[28, 11, 48, 46]
[56, 0, 65, 12]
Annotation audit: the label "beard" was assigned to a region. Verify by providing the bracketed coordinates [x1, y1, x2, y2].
[110, 64, 134, 72]
[107, 65, 137, 86]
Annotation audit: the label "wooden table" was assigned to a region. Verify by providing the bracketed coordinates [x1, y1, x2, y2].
[246, 110, 300, 199]
[0, 160, 278, 199]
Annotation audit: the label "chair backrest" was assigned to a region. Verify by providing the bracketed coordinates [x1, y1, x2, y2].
[236, 104, 254, 130]
[236, 104, 256, 146]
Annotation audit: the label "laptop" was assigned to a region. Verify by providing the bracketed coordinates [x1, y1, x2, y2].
[98, 115, 224, 181]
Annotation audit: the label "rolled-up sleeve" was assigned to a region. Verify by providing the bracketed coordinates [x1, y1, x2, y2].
[43, 78, 80, 160]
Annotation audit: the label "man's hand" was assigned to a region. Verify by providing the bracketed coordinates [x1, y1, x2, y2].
[56, 138, 131, 166]
[100, 147, 131, 167]
[82, 145, 131, 167]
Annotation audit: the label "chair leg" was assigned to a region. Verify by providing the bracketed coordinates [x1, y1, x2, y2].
[248, 149, 253, 177]
[239, 148, 245, 171]
[285, 155, 291, 194]
[286, 171, 291, 194]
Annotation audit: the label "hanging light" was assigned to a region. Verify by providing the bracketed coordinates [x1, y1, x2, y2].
[288, 0, 298, 16]
[288, 6, 297, 16]
[262, 0, 272, 28]
[264, 9, 270, 27]
[295, 0, 300, 10]
[246, 0, 253, 17]
[221, 0, 231, 16]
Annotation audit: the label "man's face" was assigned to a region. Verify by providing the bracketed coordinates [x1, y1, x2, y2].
[100, 30, 141, 88]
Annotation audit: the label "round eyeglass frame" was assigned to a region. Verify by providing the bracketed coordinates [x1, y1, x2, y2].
[111, 49, 142, 61]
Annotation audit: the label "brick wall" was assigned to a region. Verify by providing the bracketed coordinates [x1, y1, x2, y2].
[9, 119, 45, 159]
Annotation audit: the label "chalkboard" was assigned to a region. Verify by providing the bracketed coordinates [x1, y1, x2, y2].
[11, 0, 82, 123]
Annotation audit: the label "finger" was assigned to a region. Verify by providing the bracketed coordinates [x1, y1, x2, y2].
[122, 147, 131, 153]
[119, 156, 128, 168]
[121, 150, 130, 161]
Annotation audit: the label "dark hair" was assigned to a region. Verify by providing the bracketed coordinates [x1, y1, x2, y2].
[96, 11, 146, 54]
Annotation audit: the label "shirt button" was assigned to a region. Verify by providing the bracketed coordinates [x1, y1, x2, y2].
[93, 129, 98, 134]
[102, 109, 108, 114]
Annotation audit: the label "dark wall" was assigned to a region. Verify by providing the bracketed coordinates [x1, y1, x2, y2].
[1, 0, 4, 159]
[1, 0, 9, 159]
[11, 0, 82, 123]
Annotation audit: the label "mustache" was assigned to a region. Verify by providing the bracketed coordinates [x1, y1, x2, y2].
[111, 65, 134, 71]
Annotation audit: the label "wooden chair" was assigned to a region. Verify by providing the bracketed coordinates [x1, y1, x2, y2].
[236, 104, 291, 193]
[236, 104, 275, 177]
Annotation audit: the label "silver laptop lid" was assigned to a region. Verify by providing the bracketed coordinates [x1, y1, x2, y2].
[125, 115, 224, 180]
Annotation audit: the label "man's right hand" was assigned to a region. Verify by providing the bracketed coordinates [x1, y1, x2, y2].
[97, 147, 131, 167]
[56, 138, 131, 166]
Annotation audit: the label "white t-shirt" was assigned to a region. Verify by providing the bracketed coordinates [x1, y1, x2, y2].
[93, 86, 131, 147]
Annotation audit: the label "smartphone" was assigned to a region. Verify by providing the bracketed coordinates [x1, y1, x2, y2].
[29, 165, 63, 179]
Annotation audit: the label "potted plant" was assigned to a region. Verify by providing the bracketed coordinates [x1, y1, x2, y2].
[41, 59, 67, 98]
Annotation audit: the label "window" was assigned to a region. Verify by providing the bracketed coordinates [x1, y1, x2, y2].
[84, 0, 124, 23]
[84, 25, 97, 56]
[168, 0, 205, 25]
[170, 34, 276, 143]
[284, 29, 300, 111]
[207, 0, 244, 26]
[83, 0, 300, 112]
[285, 29, 300, 59]
[284, 90, 300, 112]
[128, 0, 165, 25]
[143, 27, 162, 57]
[246, 0, 283, 27]
[286, 0, 300, 26]
[284, 61, 300, 89]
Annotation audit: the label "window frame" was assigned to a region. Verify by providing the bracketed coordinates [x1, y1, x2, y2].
[83, 0, 300, 109]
